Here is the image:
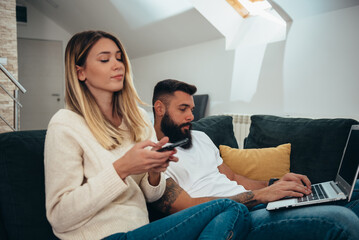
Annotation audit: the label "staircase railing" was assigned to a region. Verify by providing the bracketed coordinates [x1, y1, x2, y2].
[0, 63, 26, 131]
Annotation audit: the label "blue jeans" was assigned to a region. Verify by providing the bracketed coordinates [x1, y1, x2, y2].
[247, 180, 359, 240]
[103, 199, 250, 240]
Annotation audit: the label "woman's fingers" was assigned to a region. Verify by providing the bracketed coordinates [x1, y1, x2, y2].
[151, 137, 169, 151]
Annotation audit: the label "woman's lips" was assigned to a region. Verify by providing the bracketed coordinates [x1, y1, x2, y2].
[112, 74, 123, 80]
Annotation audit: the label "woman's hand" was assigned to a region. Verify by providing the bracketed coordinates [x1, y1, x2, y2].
[148, 137, 178, 185]
[113, 137, 177, 181]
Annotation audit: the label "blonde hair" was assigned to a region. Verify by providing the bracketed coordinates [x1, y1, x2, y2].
[65, 30, 148, 150]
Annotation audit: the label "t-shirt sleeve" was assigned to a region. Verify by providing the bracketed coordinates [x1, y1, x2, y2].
[198, 131, 223, 166]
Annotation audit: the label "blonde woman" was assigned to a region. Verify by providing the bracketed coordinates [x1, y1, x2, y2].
[44, 30, 250, 240]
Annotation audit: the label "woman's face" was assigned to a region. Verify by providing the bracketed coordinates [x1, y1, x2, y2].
[77, 38, 125, 99]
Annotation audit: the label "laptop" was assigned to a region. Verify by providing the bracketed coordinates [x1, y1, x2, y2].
[267, 124, 359, 211]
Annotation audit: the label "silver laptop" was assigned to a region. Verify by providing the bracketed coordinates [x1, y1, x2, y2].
[267, 124, 359, 211]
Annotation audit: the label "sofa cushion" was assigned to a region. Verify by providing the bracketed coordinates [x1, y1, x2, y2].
[244, 115, 358, 183]
[192, 115, 238, 149]
[0, 130, 57, 240]
[219, 143, 291, 181]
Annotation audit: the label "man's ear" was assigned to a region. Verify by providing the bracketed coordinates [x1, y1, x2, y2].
[76, 65, 86, 81]
[154, 100, 166, 117]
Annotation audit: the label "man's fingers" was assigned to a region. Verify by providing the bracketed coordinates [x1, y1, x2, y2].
[286, 191, 305, 198]
[284, 173, 312, 190]
[299, 175, 312, 189]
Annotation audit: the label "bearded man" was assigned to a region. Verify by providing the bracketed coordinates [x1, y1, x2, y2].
[150, 79, 359, 240]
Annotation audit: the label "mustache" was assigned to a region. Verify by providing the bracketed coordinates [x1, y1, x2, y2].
[179, 122, 192, 128]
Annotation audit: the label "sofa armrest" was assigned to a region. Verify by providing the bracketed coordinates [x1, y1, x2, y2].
[0, 130, 58, 239]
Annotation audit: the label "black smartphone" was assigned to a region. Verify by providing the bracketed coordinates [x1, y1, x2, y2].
[157, 138, 189, 152]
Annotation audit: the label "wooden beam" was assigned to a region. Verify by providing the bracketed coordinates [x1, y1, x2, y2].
[226, 0, 249, 18]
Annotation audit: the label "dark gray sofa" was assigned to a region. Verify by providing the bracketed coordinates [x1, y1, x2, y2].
[0, 114, 357, 239]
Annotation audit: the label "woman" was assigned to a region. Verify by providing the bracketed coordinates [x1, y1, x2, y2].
[44, 30, 250, 240]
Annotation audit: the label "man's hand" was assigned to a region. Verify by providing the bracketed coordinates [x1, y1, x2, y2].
[253, 179, 312, 203]
[279, 173, 311, 187]
[277, 173, 312, 191]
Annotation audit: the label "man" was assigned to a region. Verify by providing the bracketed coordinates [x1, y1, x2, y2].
[150, 79, 359, 239]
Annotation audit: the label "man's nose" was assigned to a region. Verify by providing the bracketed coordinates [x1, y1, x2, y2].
[187, 111, 194, 122]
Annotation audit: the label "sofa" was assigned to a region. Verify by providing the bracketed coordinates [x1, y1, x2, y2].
[0, 114, 358, 239]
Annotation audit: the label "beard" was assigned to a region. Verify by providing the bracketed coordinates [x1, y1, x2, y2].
[160, 112, 193, 149]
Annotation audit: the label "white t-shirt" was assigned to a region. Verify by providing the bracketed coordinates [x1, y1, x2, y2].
[165, 130, 247, 198]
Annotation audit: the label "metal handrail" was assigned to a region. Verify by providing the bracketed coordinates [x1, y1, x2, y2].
[0, 63, 27, 131]
[0, 63, 26, 93]
[0, 114, 15, 131]
[0, 83, 22, 107]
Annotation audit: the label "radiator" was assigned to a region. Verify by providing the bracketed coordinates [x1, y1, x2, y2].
[224, 114, 251, 149]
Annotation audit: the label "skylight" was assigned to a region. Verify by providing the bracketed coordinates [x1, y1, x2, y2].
[110, 0, 193, 29]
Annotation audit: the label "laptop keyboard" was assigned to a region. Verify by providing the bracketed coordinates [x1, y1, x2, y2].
[298, 184, 329, 202]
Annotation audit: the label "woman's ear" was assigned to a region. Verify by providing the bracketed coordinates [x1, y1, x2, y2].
[76, 65, 86, 81]
[154, 100, 165, 117]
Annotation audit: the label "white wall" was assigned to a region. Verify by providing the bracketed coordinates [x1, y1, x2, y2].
[132, 5, 359, 120]
[131, 38, 234, 115]
[17, 1, 71, 53]
[16, 1, 359, 120]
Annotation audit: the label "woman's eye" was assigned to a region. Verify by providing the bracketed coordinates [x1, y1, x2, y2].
[117, 58, 123, 62]
[100, 59, 109, 63]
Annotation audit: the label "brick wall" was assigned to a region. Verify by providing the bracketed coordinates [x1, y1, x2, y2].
[0, 0, 18, 133]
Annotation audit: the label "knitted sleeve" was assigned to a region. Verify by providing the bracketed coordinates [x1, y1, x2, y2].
[137, 107, 166, 202]
[44, 122, 128, 233]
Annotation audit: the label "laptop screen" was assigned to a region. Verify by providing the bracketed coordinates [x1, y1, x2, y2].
[338, 125, 359, 185]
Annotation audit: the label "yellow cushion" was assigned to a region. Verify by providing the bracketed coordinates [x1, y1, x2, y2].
[219, 143, 291, 181]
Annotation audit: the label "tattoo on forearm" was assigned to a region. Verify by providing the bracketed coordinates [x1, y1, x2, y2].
[231, 191, 258, 208]
[151, 178, 183, 214]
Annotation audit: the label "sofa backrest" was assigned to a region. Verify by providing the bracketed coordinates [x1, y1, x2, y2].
[0, 130, 57, 240]
[192, 115, 238, 149]
[245, 115, 359, 184]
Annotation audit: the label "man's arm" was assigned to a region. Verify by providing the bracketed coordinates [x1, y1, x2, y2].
[218, 163, 267, 190]
[218, 162, 312, 191]
[150, 178, 259, 214]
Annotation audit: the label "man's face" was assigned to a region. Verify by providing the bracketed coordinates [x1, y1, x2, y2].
[160, 91, 195, 149]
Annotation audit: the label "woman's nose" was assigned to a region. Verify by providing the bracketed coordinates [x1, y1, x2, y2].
[113, 59, 124, 70]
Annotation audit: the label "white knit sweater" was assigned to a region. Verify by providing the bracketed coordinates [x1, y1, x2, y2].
[44, 108, 165, 240]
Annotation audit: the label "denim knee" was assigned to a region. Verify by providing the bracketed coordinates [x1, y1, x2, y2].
[248, 205, 359, 240]
[216, 199, 249, 216]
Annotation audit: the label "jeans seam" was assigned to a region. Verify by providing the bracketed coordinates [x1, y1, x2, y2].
[154, 199, 239, 240]
[153, 201, 219, 240]
[346, 199, 359, 210]
[225, 202, 243, 240]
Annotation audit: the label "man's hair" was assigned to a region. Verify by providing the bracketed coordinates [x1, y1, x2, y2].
[152, 79, 197, 115]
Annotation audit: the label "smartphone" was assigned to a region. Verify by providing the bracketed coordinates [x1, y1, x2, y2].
[157, 138, 189, 152]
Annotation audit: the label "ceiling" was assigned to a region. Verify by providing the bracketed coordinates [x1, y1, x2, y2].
[22, 0, 359, 59]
